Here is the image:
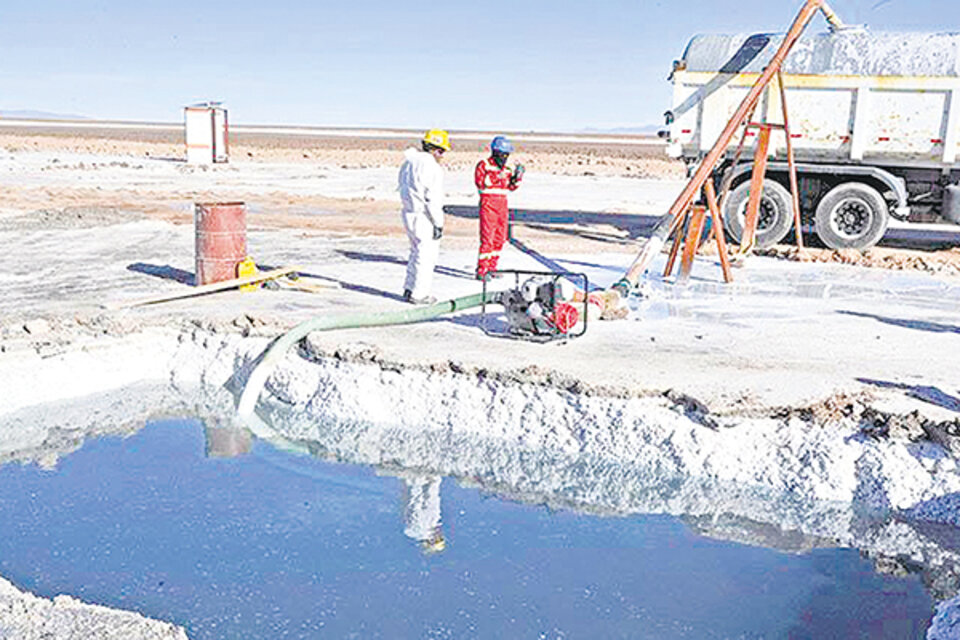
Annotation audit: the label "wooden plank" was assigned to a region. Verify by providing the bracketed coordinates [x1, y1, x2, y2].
[777, 70, 804, 250]
[663, 209, 687, 278]
[679, 205, 707, 283]
[704, 180, 734, 283]
[105, 266, 300, 310]
[740, 125, 773, 251]
[273, 277, 341, 294]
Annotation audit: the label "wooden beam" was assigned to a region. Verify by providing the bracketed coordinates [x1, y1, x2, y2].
[740, 125, 773, 251]
[704, 180, 734, 283]
[105, 266, 300, 310]
[664, 208, 687, 278]
[679, 206, 708, 283]
[777, 70, 805, 249]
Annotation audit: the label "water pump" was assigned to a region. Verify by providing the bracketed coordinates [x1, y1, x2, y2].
[480, 270, 589, 342]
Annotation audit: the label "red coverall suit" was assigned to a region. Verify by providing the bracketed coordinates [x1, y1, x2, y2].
[475, 158, 522, 278]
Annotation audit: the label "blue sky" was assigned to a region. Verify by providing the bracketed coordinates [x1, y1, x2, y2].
[0, 1, 954, 131]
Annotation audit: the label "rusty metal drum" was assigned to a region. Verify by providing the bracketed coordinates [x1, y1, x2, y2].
[194, 202, 247, 285]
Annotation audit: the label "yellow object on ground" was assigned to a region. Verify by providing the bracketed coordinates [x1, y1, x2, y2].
[237, 257, 259, 292]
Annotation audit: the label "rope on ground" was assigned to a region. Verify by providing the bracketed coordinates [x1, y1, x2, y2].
[508, 236, 601, 292]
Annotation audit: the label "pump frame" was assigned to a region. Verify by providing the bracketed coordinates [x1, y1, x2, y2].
[480, 270, 590, 343]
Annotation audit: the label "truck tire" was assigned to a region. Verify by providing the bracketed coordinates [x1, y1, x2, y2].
[814, 182, 889, 250]
[723, 179, 793, 249]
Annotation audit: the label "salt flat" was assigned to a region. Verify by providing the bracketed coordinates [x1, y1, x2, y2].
[0, 142, 958, 416]
[2, 127, 960, 638]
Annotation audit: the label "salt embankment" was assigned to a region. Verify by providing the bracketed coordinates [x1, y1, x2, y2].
[4, 323, 960, 608]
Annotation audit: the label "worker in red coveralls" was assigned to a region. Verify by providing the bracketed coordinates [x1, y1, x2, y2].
[475, 136, 524, 280]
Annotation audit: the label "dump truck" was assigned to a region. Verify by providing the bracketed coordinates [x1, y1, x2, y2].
[663, 29, 960, 249]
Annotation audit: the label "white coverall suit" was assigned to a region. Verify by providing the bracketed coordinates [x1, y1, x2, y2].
[398, 147, 445, 299]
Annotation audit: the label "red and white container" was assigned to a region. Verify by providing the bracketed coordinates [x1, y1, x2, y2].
[184, 102, 229, 165]
[194, 202, 246, 285]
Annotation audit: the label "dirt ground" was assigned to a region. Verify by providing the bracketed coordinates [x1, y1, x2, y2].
[756, 244, 960, 277]
[0, 128, 683, 178]
[3, 125, 960, 277]
[0, 126, 680, 256]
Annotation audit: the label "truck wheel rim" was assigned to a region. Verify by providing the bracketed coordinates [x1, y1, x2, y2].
[737, 197, 776, 231]
[830, 198, 872, 238]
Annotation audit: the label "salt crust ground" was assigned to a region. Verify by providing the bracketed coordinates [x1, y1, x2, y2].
[2, 137, 960, 636]
[930, 594, 960, 639]
[0, 574, 187, 640]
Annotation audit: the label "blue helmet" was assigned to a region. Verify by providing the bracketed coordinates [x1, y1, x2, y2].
[490, 136, 514, 154]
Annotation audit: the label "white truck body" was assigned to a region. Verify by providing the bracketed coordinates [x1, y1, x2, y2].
[670, 30, 960, 167]
[664, 30, 960, 248]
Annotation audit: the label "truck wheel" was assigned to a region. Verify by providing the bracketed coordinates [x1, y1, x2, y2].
[723, 179, 793, 249]
[814, 182, 889, 250]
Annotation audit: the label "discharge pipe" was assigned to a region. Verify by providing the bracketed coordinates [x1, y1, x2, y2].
[820, 2, 845, 32]
[237, 291, 495, 419]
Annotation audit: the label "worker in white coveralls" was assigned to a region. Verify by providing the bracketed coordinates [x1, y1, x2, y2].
[398, 129, 450, 305]
[401, 474, 446, 553]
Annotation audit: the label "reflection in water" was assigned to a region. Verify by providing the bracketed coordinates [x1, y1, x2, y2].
[7, 406, 960, 607]
[217, 418, 448, 554]
[0, 419, 939, 639]
[401, 474, 446, 554]
[204, 423, 252, 458]
[378, 468, 446, 553]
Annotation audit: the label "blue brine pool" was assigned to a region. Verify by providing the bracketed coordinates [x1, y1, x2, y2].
[0, 419, 934, 638]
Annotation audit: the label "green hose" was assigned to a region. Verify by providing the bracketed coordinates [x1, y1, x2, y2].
[237, 291, 496, 418]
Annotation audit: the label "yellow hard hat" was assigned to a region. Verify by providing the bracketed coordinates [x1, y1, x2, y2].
[423, 129, 451, 151]
[421, 530, 446, 554]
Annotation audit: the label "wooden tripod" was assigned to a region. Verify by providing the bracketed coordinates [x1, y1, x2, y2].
[662, 73, 804, 283]
[614, 0, 844, 291]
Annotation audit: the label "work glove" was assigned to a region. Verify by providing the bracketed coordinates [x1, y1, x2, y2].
[432, 225, 443, 240]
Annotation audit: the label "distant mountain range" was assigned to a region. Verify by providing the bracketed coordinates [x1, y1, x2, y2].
[0, 110, 659, 134]
[0, 109, 89, 120]
[580, 125, 662, 134]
